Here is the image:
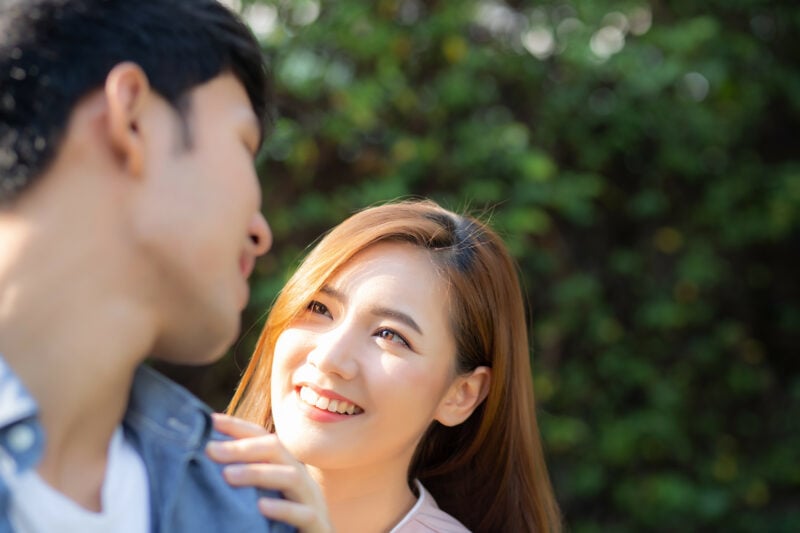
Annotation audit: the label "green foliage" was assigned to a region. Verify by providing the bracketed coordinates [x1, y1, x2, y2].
[185, 0, 800, 530]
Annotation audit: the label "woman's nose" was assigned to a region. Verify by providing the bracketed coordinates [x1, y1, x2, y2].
[307, 326, 359, 380]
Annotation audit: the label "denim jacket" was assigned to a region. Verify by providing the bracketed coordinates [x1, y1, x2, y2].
[0, 356, 294, 533]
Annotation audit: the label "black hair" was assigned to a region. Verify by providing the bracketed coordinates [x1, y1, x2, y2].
[0, 0, 272, 203]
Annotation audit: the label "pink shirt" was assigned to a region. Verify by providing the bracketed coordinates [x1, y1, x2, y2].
[390, 481, 470, 533]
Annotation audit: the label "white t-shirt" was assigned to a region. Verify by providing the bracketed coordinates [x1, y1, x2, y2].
[8, 426, 150, 533]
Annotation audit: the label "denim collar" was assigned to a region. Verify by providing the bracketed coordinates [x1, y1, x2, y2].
[124, 364, 213, 453]
[0, 356, 37, 429]
[0, 355, 45, 475]
[0, 357, 213, 473]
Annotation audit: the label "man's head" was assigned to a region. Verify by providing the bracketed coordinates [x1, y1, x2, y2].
[0, 0, 273, 364]
[0, 0, 272, 203]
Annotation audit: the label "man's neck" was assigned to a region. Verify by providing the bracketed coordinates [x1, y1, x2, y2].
[0, 287, 154, 510]
[0, 208, 157, 510]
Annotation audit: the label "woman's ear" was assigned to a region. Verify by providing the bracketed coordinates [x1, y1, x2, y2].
[434, 366, 492, 427]
[104, 62, 150, 177]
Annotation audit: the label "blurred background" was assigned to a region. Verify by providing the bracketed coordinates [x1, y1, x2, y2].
[157, 1, 799, 530]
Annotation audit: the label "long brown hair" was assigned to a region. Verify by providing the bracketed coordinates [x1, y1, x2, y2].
[229, 200, 561, 532]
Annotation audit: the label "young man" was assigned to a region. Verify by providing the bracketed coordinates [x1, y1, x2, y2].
[0, 0, 292, 531]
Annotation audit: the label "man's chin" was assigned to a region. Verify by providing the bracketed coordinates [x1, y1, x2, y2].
[154, 318, 240, 366]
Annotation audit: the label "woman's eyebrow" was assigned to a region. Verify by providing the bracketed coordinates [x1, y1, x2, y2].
[370, 306, 422, 335]
[320, 285, 345, 301]
[320, 285, 423, 335]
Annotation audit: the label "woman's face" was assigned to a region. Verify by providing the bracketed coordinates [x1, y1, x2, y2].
[270, 242, 459, 473]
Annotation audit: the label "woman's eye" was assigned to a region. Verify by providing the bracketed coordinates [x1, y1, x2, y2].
[307, 300, 332, 318]
[376, 328, 410, 349]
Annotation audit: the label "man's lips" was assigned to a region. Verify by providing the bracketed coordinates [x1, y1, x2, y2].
[239, 253, 255, 279]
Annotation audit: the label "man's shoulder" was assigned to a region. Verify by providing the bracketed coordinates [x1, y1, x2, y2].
[124, 365, 294, 533]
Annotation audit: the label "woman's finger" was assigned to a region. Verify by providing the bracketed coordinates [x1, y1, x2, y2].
[223, 463, 310, 503]
[257, 497, 333, 533]
[208, 431, 333, 533]
[211, 412, 268, 439]
[207, 432, 300, 465]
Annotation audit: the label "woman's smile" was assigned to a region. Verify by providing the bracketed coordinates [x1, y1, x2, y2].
[297, 385, 364, 416]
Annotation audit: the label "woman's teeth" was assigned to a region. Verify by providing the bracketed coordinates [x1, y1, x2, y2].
[299, 386, 362, 415]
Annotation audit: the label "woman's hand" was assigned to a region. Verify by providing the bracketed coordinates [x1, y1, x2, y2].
[207, 413, 333, 533]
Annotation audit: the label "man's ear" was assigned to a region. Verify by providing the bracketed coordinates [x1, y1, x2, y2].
[434, 366, 492, 427]
[104, 62, 150, 176]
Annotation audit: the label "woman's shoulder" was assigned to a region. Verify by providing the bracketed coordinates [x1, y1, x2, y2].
[390, 481, 471, 533]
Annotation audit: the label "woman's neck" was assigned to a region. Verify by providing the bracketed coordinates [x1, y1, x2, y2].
[309, 465, 418, 533]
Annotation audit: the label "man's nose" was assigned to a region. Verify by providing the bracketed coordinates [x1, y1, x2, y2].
[249, 211, 272, 257]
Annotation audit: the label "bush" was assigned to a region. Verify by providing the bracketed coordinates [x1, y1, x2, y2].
[166, 1, 800, 530]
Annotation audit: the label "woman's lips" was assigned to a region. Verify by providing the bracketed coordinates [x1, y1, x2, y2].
[297, 385, 364, 416]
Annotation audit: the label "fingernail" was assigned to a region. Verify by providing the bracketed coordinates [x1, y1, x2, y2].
[224, 465, 245, 481]
[206, 441, 223, 456]
[257, 497, 276, 512]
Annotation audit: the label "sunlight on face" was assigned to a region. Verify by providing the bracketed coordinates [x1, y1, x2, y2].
[270, 242, 458, 476]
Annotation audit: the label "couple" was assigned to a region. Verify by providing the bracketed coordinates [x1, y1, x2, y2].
[0, 0, 559, 531]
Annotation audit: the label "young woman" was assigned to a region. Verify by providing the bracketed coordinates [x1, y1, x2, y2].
[207, 200, 561, 532]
